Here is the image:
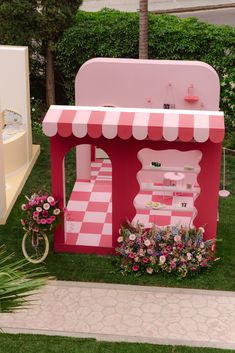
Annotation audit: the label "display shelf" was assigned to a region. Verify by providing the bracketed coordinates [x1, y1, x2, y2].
[140, 183, 200, 194]
[135, 202, 195, 213]
[184, 95, 199, 102]
[142, 165, 200, 173]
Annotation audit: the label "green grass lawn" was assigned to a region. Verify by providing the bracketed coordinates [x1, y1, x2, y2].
[0, 132, 234, 290]
[0, 334, 235, 353]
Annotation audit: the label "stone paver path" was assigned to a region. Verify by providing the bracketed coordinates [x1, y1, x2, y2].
[1, 281, 235, 349]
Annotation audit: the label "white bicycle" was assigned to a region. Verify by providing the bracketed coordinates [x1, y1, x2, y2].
[22, 229, 49, 264]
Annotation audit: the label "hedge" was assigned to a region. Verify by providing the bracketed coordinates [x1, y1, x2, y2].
[56, 9, 235, 132]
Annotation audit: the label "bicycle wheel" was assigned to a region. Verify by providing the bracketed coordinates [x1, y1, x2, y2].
[22, 231, 49, 264]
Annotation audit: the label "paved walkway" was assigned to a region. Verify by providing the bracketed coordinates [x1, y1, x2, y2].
[1, 280, 235, 349]
[80, 0, 235, 13]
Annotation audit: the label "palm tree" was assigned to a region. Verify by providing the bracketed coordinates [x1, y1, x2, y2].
[0, 247, 47, 313]
[139, 0, 148, 59]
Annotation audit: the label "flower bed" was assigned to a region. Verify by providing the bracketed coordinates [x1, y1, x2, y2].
[116, 222, 218, 278]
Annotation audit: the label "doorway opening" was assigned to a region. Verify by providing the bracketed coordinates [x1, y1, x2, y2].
[64, 145, 112, 248]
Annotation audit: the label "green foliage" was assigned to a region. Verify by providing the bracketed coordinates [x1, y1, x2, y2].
[0, 133, 234, 291]
[0, 246, 47, 313]
[56, 10, 235, 128]
[0, 0, 38, 45]
[0, 0, 83, 104]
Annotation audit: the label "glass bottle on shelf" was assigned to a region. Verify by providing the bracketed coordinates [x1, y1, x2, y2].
[163, 83, 175, 109]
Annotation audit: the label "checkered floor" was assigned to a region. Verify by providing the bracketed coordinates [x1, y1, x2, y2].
[65, 159, 194, 247]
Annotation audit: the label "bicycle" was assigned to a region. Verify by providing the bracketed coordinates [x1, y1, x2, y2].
[22, 229, 49, 264]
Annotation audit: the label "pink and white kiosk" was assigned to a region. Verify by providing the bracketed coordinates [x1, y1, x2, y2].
[43, 58, 224, 255]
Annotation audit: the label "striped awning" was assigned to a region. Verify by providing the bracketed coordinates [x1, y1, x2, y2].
[42, 105, 224, 143]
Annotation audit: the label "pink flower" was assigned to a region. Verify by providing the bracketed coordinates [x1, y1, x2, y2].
[200, 261, 207, 267]
[132, 265, 139, 272]
[159, 255, 166, 264]
[46, 218, 53, 224]
[43, 203, 50, 210]
[21, 204, 27, 211]
[144, 239, 151, 247]
[174, 235, 181, 243]
[40, 218, 47, 224]
[50, 201, 55, 206]
[36, 207, 42, 212]
[47, 196, 55, 203]
[143, 257, 149, 263]
[128, 253, 135, 259]
[187, 252, 192, 260]
[170, 260, 176, 269]
[129, 234, 136, 241]
[146, 267, 153, 274]
[117, 236, 123, 243]
[21, 219, 26, 226]
[33, 211, 39, 218]
[166, 245, 172, 251]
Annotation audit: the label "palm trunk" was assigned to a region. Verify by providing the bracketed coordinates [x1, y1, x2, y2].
[46, 40, 55, 106]
[139, 0, 148, 59]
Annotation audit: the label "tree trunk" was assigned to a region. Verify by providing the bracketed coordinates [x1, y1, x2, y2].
[139, 0, 148, 59]
[46, 40, 55, 106]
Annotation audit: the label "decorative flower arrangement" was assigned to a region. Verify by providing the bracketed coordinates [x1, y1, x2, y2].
[116, 221, 219, 278]
[21, 192, 62, 234]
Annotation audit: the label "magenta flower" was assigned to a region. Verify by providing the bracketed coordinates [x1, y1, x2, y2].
[33, 211, 39, 218]
[128, 253, 135, 259]
[40, 218, 47, 224]
[46, 218, 53, 224]
[42, 210, 49, 217]
[143, 257, 149, 263]
[132, 265, 139, 272]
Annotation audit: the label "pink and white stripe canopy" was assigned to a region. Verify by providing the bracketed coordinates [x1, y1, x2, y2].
[42, 105, 224, 143]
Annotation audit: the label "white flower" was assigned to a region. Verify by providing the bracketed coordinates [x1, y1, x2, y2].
[43, 203, 50, 210]
[53, 208, 61, 215]
[32, 108, 35, 112]
[117, 236, 123, 243]
[146, 267, 153, 274]
[159, 255, 166, 264]
[129, 234, 136, 241]
[36, 207, 42, 212]
[144, 239, 151, 247]
[21, 204, 27, 210]
[47, 196, 55, 203]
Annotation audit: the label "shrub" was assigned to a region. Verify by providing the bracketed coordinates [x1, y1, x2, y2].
[56, 10, 235, 131]
[115, 221, 218, 278]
